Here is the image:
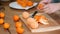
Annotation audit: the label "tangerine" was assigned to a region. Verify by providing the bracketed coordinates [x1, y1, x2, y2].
[0, 12, 5, 18]
[13, 15, 20, 21]
[20, 2, 27, 7]
[3, 23, 10, 29]
[0, 19, 4, 25]
[27, 1, 33, 6]
[34, 15, 41, 21]
[38, 4, 44, 10]
[16, 27, 24, 34]
[15, 22, 22, 28]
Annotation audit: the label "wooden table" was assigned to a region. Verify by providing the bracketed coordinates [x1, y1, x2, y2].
[0, 2, 60, 34]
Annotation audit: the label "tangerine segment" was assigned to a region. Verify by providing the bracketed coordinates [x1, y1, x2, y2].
[0, 19, 4, 25]
[22, 12, 30, 19]
[41, 15, 48, 20]
[3, 23, 10, 29]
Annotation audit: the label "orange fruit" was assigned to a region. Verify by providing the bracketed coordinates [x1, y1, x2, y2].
[15, 22, 22, 28]
[16, 27, 24, 34]
[34, 15, 41, 21]
[38, 4, 44, 10]
[3, 23, 10, 29]
[13, 15, 20, 21]
[17, 0, 27, 7]
[23, 0, 28, 1]
[0, 12, 5, 18]
[27, 1, 33, 6]
[0, 19, 4, 25]
[20, 2, 27, 7]
[17, 0, 22, 5]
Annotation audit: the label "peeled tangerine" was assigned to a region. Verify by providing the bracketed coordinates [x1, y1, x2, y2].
[22, 12, 30, 19]
[16, 27, 24, 34]
[39, 15, 49, 25]
[3, 23, 10, 29]
[0, 12, 5, 18]
[0, 19, 4, 25]
[30, 22, 38, 29]
[27, 18, 36, 23]
[27, 18, 38, 29]
[15, 22, 22, 28]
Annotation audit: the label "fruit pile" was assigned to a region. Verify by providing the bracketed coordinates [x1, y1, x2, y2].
[0, 12, 10, 33]
[13, 15, 24, 34]
[17, 0, 33, 7]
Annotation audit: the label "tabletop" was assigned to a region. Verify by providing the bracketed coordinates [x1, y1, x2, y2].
[0, 2, 60, 34]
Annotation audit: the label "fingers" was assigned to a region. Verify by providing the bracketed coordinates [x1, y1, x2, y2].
[43, 6, 54, 14]
[37, 7, 40, 11]
[43, 5, 53, 14]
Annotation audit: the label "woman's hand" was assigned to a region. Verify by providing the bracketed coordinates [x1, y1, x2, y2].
[37, 0, 60, 14]
[37, 0, 52, 11]
[43, 3, 60, 14]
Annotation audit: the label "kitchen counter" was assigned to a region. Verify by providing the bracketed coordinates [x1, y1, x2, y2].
[0, 2, 60, 34]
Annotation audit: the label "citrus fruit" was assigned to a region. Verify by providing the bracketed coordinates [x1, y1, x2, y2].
[15, 22, 22, 28]
[27, 1, 33, 6]
[16, 27, 24, 34]
[38, 4, 44, 10]
[0, 12, 5, 18]
[22, 12, 30, 19]
[3, 23, 10, 29]
[0, 19, 4, 25]
[13, 15, 20, 21]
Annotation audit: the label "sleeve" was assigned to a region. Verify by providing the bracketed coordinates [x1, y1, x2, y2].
[51, 0, 60, 3]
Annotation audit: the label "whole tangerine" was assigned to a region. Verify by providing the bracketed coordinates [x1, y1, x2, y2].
[3, 23, 10, 29]
[15, 22, 22, 28]
[27, 1, 33, 6]
[13, 15, 20, 21]
[16, 27, 24, 34]
[0, 12, 5, 18]
[0, 19, 4, 25]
